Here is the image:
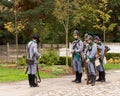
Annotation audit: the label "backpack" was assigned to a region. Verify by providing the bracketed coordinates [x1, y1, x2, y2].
[104, 46, 110, 54]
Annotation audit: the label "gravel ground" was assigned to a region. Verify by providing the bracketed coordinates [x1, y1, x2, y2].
[0, 70, 120, 96]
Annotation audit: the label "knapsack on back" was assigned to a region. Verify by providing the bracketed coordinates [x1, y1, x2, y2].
[105, 46, 110, 54]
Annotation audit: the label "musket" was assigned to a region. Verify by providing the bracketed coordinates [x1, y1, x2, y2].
[83, 53, 91, 85]
[82, 42, 92, 85]
[25, 64, 41, 83]
[36, 63, 41, 83]
[82, 42, 90, 85]
[71, 40, 79, 74]
[25, 67, 28, 74]
[85, 62, 91, 85]
[34, 64, 41, 86]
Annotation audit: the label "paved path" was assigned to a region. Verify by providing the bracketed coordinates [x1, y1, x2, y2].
[0, 70, 120, 96]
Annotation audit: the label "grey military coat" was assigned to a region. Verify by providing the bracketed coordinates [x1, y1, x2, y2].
[96, 42, 105, 71]
[26, 40, 40, 75]
[85, 42, 97, 75]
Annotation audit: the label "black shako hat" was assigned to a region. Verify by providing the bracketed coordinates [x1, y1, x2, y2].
[74, 28, 79, 35]
[84, 33, 89, 39]
[87, 34, 93, 40]
[32, 34, 40, 43]
[94, 35, 100, 41]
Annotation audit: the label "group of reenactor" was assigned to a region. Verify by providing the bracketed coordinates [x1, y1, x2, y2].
[25, 29, 109, 87]
[71, 29, 109, 86]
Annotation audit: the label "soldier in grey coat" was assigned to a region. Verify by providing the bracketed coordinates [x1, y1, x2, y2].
[94, 35, 106, 82]
[71, 29, 83, 83]
[26, 34, 40, 87]
[85, 35, 97, 86]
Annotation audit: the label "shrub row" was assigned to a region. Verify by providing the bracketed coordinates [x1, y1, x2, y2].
[39, 51, 72, 66]
[58, 56, 72, 66]
[18, 51, 72, 66]
[106, 53, 120, 60]
[18, 52, 120, 66]
[38, 51, 59, 66]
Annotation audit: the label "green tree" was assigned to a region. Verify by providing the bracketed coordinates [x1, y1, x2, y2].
[93, 0, 117, 42]
[71, 0, 97, 39]
[53, 0, 74, 66]
[108, 0, 120, 42]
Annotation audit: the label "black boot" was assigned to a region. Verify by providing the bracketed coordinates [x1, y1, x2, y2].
[28, 74, 32, 87]
[101, 71, 106, 82]
[96, 71, 102, 82]
[91, 75, 96, 86]
[31, 75, 34, 87]
[31, 75, 38, 87]
[72, 71, 78, 82]
[88, 74, 93, 84]
[75, 73, 82, 83]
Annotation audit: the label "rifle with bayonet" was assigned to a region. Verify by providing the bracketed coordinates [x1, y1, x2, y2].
[82, 43, 91, 85]
[71, 40, 81, 74]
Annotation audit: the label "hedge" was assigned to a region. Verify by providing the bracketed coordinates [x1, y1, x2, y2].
[18, 53, 120, 66]
[106, 53, 120, 60]
[58, 56, 72, 66]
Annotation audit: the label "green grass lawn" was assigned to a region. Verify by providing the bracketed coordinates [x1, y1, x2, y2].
[104, 64, 120, 70]
[0, 66, 56, 83]
[0, 64, 120, 83]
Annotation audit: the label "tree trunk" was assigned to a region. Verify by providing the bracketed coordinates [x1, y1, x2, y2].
[14, 2, 18, 64]
[16, 32, 18, 64]
[66, 26, 68, 66]
[65, 0, 70, 67]
[103, 30, 106, 43]
[7, 42, 10, 62]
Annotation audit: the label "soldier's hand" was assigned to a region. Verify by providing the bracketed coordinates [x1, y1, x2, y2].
[86, 59, 90, 64]
[96, 55, 99, 58]
[82, 53, 86, 59]
[71, 49, 74, 54]
[100, 57, 104, 61]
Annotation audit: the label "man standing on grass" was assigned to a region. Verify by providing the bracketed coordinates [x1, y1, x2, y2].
[94, 35, 106, 82]
[26, 34, 40, 87]
[85, 34, 97, 86]
[71, 29, 83, 83]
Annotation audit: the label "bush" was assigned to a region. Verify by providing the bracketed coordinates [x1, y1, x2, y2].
[58, 56, 72, 66]
[39, 51, 59, 66]
[106, 53, 120, 60]
[18, 56, 26, 66]
[51, 65, 66, 75]
[106, 53, 120, 64]
[39, 51, 72, 66]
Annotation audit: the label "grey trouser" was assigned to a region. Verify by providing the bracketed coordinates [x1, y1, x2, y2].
[88, 61, 96, 76]
[96, 58, 104, 72]
[27, 63, 37, 75]
[73, 57, 82, 73]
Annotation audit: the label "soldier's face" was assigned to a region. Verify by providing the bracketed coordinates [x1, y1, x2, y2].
[94, 39, 99, 43]
[87, 39, 92, 44]
[85, 38, 88, 41]
[74, 34, 78, 39]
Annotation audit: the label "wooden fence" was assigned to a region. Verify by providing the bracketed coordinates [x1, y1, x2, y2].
[0, 43, 120, 63]
[0, 43, 66, 62]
